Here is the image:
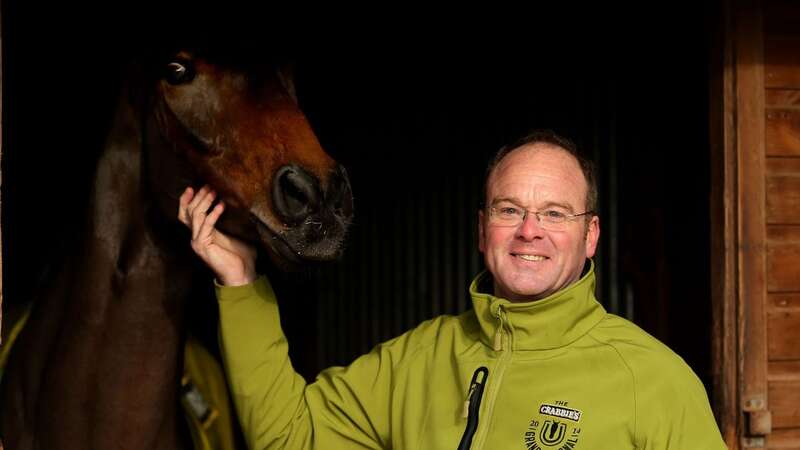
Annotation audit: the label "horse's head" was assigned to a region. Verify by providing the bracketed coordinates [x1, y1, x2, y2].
[143, 50, 353, 267]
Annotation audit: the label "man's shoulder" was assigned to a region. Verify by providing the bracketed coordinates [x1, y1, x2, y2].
[382, 313, 474, 350]
[587, 314, 698, 381]
[588, 317, 724, 446]
[370, 313, 477, 367]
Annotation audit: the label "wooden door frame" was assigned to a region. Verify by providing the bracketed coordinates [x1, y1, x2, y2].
[710, 0, 772, 448]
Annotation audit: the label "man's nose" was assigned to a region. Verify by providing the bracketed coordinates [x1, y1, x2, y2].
[516, 212, 546, 240]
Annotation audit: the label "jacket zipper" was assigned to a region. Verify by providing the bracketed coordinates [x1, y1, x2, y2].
[456, 366, 489, 450]
[471, 306, 512, 449]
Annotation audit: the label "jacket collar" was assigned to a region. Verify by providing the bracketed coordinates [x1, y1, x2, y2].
[469, 260, 606, 351]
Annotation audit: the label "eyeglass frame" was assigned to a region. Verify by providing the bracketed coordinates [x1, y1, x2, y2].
[485, 203, 595, 230]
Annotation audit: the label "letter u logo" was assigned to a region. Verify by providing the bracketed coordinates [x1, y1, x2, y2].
[540, 420, 566, 446]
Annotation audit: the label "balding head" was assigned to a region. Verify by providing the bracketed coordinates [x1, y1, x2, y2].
[484, 130, 597, 215]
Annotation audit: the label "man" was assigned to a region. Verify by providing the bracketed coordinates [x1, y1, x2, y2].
[179, 130, 727, 449]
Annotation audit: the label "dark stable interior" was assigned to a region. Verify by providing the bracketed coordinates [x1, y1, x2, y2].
[1, 2, 715, 419]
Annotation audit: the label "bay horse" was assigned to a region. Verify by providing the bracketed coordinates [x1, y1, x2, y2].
[0, 46, 353, 449]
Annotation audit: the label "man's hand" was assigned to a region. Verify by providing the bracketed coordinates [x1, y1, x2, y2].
[178, 185, 257, 286]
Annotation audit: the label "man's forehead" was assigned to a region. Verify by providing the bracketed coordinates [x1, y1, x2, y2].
[485, 143, 589, 210]
[491, 144, 584, 184]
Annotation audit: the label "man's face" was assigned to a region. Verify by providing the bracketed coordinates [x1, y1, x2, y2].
[478, 144, 599, 302]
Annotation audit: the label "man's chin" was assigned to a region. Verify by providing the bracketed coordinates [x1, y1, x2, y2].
[496, 284, 548, 303]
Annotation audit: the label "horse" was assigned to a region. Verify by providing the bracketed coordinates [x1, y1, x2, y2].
[0, 44, 353, 450]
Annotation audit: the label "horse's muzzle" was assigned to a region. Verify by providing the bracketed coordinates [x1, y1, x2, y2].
[272, 164, 353, 228]
[263, 164, 353, 264]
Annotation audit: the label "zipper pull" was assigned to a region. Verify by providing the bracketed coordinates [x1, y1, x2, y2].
[457, 367, 490, 450]
[461, 383, 478, 418]
[461, 367, 489, 418]
[493, 306, 505, 351]
[462, 397, 472, 419]
[493, 327, 503, 352]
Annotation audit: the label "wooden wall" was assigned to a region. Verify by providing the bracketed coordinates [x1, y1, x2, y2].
[713, 0, 800, 447]
[763, 1, 800, 445]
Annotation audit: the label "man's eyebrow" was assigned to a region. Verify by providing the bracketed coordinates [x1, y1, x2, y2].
[539, 201, 575, 213]
[491, 198, 576, 213]
[490, 197, 524, 207]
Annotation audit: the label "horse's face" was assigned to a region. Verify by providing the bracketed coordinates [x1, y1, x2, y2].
[148, 51, 353, 266]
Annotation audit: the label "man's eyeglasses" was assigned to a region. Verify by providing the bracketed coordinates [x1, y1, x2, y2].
[487, 205, 594, 231]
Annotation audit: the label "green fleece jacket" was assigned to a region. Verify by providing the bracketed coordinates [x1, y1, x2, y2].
[216, 264, 727, 449]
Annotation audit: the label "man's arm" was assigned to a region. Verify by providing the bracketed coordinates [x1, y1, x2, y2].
[179, 186, 391, 449]
[635, 356, 728, 449]
[216, 277, 393, 449]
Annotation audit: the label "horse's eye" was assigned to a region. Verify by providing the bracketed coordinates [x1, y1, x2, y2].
[165, 61, 195, 85]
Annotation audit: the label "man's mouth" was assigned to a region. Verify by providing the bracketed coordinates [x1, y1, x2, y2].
[512, 253, 549, 262]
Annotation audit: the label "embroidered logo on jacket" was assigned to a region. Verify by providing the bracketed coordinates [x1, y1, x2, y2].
[523, 402, 582, 449]
[539, 404, 581, 422]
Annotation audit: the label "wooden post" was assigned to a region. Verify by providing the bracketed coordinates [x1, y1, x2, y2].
[710, 0, 800, 447]
[711, 0, 771, 448]
[710, 0, 742, 444]
[734, 2, 771, 446]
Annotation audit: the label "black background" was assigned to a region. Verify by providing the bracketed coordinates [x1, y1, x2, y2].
[2, 2, 716, 397]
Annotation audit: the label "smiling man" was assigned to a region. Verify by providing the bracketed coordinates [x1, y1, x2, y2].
[479, 136, 599, 302]
[181, 130, 727, 449]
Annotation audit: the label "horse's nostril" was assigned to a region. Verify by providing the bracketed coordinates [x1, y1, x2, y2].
[273, 165, 321, 225]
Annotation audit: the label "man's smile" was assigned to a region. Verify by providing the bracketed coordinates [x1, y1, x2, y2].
[511, 253, 550, 262]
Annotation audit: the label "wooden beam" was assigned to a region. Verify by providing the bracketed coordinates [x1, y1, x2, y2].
[768, 360, 800, 381]
[766, 109, 800, 156]
[735, 0, 770, 443]
[765, 158, 800, 223]
[766, 226, 800, 292]
[767, 292, 800, 360]
[765, 37, 800, 89]
[710, 0, 743, 446]
[765, 89, 800, 107]
[765, 428, 800, 447]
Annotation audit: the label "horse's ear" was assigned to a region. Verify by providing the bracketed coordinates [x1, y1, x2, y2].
[277, 62, 297, 103]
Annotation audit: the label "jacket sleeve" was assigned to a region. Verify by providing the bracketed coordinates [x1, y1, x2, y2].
[636, 357, 728, 450]
[216, 276, 393, 450]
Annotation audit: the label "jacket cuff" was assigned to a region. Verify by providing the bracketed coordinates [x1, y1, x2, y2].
[215, 275, 274, 303]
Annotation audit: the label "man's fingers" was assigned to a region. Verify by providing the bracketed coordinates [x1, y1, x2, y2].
[178, 187, 194, 226]
[191, 190, 217, 240]
[181, 186, 228, 258]
[186, 185, 210, 216]
[198, 202, 225, 242]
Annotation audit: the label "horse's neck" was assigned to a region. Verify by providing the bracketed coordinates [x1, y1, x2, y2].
[68, 94, 193, 444]
[4, 94, 193, 450]
[79, 87, 193, 345]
